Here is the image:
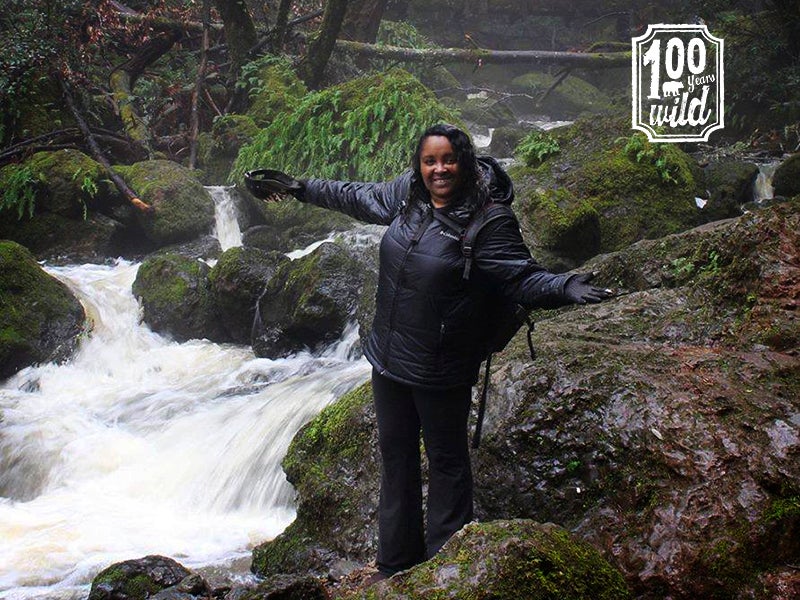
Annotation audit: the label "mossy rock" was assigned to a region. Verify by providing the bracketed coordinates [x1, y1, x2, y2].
[207, 246, 288, 343]
[0, 212, 129, 264]
[251, 241, 364, 357]
[459, 92, 518, 128]
[252, 381, 379, 577]
[489, 125, 527, 158]
[114, 160, 215, 248]
[88, 555, 192, 600]
[197, 114, 260, 184]
[246, 58, 308, 127]
[131, 252, 226, 342]
[510, 71, 615, 119]
[772, 153, 800, 197]
[0, 240, 86, 379]
[0, 150, 114, 220]
[510, 115, 705, 269]
[231, 68, 462, 183]
[701, 160, 758, 222]
[2, 76, 73, 144]
[239, 197, 354, 254]
[349, 521, 631, 600]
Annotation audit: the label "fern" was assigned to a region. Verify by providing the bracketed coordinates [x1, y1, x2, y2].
[231, 69, 462, 183]
[1, 165, 37, 220]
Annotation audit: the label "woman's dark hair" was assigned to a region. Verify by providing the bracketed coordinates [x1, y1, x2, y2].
[409, 123, 489, 211]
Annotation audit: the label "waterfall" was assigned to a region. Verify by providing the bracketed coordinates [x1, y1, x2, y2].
[0, 191, 371, 599]
[208, 186, 243, 251]
[752, 161, 778, 203]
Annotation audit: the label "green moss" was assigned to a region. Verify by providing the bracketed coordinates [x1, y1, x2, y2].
[284, 381, 373, 476]
[354, 521, 630, 600]
[0, 240, 84, 377]
[231, 68, 461, 183]
[243, 55, 308, 127]
[764, 497, 800, 522]
[114, 160, 214, 246]
[524, 188, 600, 259]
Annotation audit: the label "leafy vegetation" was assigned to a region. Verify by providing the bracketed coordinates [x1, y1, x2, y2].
[617, 133, 681, 185]
[516, 130, 561, 167]
[0, 164, 38, 220]
[231, 68, 461, 182]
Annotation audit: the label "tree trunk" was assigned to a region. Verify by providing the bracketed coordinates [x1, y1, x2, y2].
[271, 0, 293, 51]
[333, 40, 631, 69]
[213, 0, 258, 78]
[297, 0, 350, 89]
[109, 30, 181, 155]
[340, 0, 388, 43]
[189, 0, 211, 170]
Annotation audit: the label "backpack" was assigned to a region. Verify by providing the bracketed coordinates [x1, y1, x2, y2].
[432, 203, 536, 448]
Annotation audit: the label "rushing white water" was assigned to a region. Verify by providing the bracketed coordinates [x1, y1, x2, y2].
[0, 191, 371, 600]
[752, 161, 778, 203]
[208, 186, 243, 251]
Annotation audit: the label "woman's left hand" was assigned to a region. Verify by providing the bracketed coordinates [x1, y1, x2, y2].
[564, 273, 615, 304]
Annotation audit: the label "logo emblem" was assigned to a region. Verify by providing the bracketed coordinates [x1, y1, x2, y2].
[632, 24, 724, 143]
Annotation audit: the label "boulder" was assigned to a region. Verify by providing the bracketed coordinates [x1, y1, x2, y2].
[114, 160, 215, 249]
[251, 241, 365, 357]
[701, 159, 759, 221]
[347, 520, 631, 600]
[510, 115, 705, 270]
[772, 152, 800, 197]
[236, 575, 328, 600]
[0, 240, 86, 379]
[474, 197, 800, 599]
[252, 198, 800, 599]
[197, 114, 260, 184]
[0, 212, 130, 265]
[132, 253, 227, 342]
[208, 246, 289, 343]
[88, 555, 192, 600]
[251, 381, 379, 578]
[488, 125, 527, 158]
[458, 91, 518, 128]
[0, 150, 133, 262]
[510, 72, 615, 119]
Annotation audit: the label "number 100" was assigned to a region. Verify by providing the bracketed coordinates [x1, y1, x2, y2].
[642, 37, 707, 99]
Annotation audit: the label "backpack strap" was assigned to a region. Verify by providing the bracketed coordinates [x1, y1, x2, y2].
[432, 203, 516, 280]
[461, 203, 515, 280]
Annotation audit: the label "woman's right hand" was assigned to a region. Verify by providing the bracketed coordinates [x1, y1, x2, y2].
[244, 169, 305, 200]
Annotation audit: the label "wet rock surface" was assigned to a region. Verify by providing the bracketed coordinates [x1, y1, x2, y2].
[252, 198, 800, 599]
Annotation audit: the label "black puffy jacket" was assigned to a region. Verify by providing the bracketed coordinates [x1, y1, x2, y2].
[301, 158, 572, 389]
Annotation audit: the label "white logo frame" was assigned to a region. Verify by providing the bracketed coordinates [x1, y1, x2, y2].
[632, 24, 724, 143]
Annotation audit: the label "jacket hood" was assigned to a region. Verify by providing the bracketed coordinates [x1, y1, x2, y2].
[478, 156, 514, 206]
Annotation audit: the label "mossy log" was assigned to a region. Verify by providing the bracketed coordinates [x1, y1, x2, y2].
[334, 39, 631, 69]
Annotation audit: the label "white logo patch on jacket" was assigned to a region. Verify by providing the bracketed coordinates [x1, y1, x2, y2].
[439, 229, 460, 242]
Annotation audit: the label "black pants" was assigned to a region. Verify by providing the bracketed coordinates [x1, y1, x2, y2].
[372, 369, 474, 575]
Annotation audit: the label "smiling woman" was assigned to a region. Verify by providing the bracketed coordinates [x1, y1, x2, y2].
[243, 122, 614, 580]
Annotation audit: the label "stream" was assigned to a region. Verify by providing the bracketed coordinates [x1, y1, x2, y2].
[0, 187, 371, 599]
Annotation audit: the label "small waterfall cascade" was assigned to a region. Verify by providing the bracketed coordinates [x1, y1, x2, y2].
[208, 186, 243, 251]
[752, 161, 778, 203]
[0, 190, 371, 599]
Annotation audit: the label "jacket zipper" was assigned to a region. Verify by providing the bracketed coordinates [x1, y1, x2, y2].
[382, 205, 433, 369]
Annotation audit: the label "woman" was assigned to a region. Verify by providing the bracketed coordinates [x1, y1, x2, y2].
[245, 123, 612, 579]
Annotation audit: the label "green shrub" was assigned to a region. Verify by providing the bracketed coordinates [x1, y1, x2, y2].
[231, 68, 461, 182]
[516, 130, 561, 166]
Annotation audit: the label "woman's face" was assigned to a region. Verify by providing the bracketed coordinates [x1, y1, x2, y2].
[419, 135, 462, 207]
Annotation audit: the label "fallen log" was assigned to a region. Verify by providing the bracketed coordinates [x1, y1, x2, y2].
[59, 77, 154, 214]
[333, 39, 631, 69]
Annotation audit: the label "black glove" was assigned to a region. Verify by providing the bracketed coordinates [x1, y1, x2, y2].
[564, 272, 614, 304]
[244, 169, 305, 200]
